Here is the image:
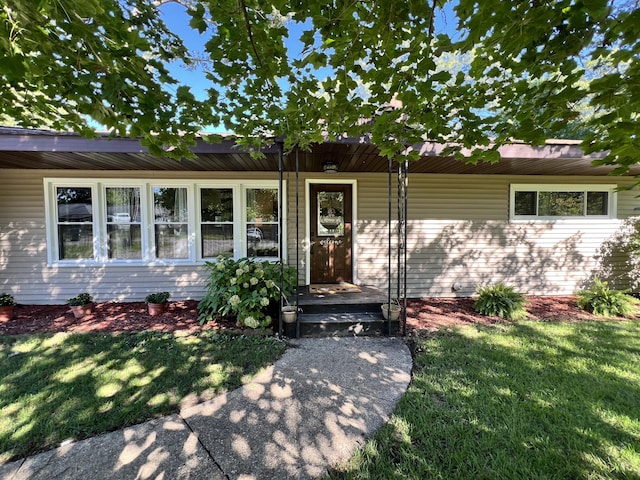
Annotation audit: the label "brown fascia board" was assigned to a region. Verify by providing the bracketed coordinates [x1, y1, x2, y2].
[0, 129, 280, 155]
[414, 140, 607, 162]
[0, 127, 606, 162]
[318, 134, 606, 162]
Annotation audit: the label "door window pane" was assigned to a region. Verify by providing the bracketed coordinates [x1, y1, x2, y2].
[246, 188, 278, 258]
[56, 187, 93, 259]
[154, 187, 188, 259]
[317, 191, 345, 236]
[106, 187, 142, 259]
[201, 188, 234, 258]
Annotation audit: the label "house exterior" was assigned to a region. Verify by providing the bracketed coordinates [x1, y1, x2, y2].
[0, 127, 638, 305]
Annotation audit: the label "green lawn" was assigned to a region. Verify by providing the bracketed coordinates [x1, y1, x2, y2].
[0, 331, 285, 463]
[327, 321, 640, 480]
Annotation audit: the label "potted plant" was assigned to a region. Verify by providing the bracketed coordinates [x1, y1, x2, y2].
[67, 292, 94, 319]
[0, 293, 16, 321]
[145, 291, 170, 316]
[381, 299, 402, 321]
[281, 300, 298, 324]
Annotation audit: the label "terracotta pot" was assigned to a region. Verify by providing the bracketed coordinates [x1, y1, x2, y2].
[70, 303, 93, 319]
[147, 303, 166, 316]
[0, 305, 15, 321]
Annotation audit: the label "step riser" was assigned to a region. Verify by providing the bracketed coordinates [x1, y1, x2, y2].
[299, 321, 399, 337]
[296, 303, 383, 315]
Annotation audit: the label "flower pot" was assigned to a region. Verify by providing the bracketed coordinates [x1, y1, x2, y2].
[0, 305, 14, 321]
[70, 303, 93, 319]
[147, 303, 166, 316]
[281, 306, 297, 324]
[381, 303, 401, 321]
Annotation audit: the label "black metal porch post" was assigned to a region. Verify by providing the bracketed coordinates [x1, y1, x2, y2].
[387, 156, 393, 336]
[277, 141, 284, 338]
[295, 147, 300, 339]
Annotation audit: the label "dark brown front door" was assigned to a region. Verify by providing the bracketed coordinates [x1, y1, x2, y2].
[310, 184, 352, 283]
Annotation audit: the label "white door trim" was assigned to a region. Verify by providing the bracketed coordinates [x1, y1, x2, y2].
[305, 179, 358, 285]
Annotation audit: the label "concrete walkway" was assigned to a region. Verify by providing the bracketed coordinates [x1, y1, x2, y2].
[1, 337, 412, 480]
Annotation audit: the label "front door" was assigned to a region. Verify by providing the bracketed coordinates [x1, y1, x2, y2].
[309, 184, 352, 283]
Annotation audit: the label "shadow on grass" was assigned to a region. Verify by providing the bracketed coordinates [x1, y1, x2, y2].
[0, 331, 285, 464]
[328, 321, 640, 479]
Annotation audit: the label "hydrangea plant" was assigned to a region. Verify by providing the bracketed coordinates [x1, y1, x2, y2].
[198, 256, 296, 328]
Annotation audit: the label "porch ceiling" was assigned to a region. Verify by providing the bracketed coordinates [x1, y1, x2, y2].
[0, 129, 635, 176]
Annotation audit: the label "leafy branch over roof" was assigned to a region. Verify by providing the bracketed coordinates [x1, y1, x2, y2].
[1, 0, 638, 171]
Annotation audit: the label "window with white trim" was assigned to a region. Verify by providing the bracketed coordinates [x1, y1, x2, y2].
[510, 184, 616, 219]
[199, 187, 234, 258]
[55, 186, 95, 260]
[45, 179, 283, 265]
[245, 188, 279, 258]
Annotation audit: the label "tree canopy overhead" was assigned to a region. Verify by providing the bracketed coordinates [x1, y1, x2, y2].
[1, 0, 638, 171]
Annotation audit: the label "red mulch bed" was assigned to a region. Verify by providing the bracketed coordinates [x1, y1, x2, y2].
[0, 296, 624, 336]
[405, 296, 610, 332]
[0, 301, 236, 336]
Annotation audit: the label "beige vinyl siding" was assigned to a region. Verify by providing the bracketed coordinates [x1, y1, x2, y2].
[1, 169, 639, 304]
[354, 174, 638, 296]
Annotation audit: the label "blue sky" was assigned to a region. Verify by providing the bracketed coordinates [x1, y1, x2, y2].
[158, 2, 460, 101]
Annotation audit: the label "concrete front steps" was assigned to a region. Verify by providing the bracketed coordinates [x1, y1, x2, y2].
[283, 302, 400, 338]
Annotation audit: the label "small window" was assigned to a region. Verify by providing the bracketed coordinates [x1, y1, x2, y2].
[514, 191, 537, 216]
[538, 191, 584, 216]
[510, 185, 614, 219]
[587, 191, 609, 215]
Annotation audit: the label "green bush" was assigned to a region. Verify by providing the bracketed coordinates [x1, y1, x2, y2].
[198, 256, 297, 328]
[474, 283, 527, 320]
[577, 278, 639, 317]
[0, 293, 15, 307]
[144, 292, 170, 304]
[67, 292, 93, 306]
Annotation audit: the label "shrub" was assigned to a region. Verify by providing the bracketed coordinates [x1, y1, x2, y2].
[67, 293, 93, 306]
[198, 256, 297, 328]
[145, 292, 171, 304]
[0, 293, 15, 306]
[474, 283, 527, 320]
[577, 278, 639, 317]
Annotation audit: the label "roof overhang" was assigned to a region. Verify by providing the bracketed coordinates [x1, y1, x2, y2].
[0, 128, 633, 176]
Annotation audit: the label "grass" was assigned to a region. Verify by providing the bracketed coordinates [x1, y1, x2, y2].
[327, 321, 640, 479]
[0, 330, 285, 463]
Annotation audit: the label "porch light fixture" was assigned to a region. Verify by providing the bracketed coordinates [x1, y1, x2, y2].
[323, 161, 338, 173]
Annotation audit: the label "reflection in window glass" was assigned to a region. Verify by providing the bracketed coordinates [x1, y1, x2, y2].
[587, 191, 608, 215]
[246, 188, 277, 222]
[318, 191, 345, 236]
[154, 187, 188, 259]
[201, 188, 234, 258]
[514, 191, 537, 216]
[538, 191, 584, 216]
[56, 187, 93, 259]
[106, 187, 142, 259]
[247, 225, 279, 257]
[246, 188, 278, 258]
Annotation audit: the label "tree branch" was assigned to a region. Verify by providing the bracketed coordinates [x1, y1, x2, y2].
[239, 0, 263, 69]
